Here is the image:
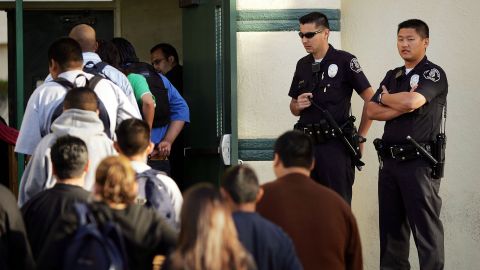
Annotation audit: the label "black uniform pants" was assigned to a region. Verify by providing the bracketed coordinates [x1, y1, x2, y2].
[311, 139, 355, 204]
[379, 158, 444, 270]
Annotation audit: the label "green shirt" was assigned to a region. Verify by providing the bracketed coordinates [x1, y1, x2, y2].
[127, 73, 155, 107]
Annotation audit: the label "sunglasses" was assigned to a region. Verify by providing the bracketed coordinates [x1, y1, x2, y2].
[298, 29, 323, 39]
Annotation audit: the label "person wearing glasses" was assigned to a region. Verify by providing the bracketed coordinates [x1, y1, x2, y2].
[288, 12, 374, 204]
[150, 43, 183, 95]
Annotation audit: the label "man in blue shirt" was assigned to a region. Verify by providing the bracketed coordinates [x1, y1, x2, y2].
[221, 165, 303, 270]
[148, 73, 190, 177]
[111, 37, 190, 179]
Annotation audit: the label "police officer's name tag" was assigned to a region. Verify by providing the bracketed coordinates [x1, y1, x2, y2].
[328, 64, 338, 78]
[410, 74, 420, 87]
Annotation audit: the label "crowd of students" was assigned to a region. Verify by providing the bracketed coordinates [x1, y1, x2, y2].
[0, 22, 364, 270]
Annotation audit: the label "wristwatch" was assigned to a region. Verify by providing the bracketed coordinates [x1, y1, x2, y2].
[377, 92, 384, 105]
[357, 135, 367, 143]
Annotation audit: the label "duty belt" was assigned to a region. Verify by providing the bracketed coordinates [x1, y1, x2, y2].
[376, 141, 432, 161]
[294, 121, 337, 144]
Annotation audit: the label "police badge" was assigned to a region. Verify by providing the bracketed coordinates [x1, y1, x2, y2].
[328, 64, 338, 78]
[350, 58, 362, 73]
[410, 74, 420, 87]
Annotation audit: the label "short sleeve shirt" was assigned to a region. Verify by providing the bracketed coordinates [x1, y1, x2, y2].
[127, 73, 156, 107]
[289, 44, 371, 124]
[371, 56, 448, 143]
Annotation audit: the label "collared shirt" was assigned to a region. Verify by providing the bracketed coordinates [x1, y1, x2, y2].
[372, 56, 448, 143]
[44, 52, 141, 116]
[289, 44, 371, 124]
[15, 70, 141, 155]
[151, 74, 190, 143]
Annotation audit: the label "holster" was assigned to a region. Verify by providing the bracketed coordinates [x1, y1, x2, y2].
[432, 133, 446, 179]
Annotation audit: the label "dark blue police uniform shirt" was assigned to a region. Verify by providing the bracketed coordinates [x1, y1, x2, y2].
[233, 211, 303, 270]
[371, 56, 448, 144]
[288, 44, 371, 125]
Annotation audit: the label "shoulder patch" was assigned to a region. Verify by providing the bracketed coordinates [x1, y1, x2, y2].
[423, 68, 441, 82]
[350, 58, 362, 73]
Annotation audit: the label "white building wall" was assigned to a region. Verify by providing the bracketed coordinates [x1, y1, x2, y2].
[342, 1, 480, 269]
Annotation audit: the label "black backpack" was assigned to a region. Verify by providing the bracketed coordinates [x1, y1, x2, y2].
[123, 62, 170, 127]
[51, 74, 112, 138]
[63, 203, 128, 270]
[83, 61, 110, 79]
[136, 169, 176, 228]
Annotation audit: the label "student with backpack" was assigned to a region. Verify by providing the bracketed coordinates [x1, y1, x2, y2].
[15, 37, 141, 156]
[97, 39, 156, 130]
[21, 135, 91, 260]
[112, 37, 189, 178]
[114, 118, 183, 228]
[37, 155, 178, 270]
[18, 87, 117, 206]
[68, 24, 140, 115]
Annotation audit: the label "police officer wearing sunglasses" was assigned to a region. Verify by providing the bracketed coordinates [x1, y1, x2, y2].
[289, 12, 374, 204]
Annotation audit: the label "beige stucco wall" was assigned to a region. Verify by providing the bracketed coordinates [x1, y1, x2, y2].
[119, 0, 182, 64]
[342, 0, 480, 269]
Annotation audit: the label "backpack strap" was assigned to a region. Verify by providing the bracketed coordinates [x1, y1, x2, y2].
[84, 61, 110, 78]
[53, 77, 75, 89]
[73, 202, 94, 226]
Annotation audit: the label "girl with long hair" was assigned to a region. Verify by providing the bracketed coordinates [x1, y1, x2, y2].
[166, 183, 256, 270]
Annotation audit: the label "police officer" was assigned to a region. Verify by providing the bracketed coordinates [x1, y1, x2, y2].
[367, 19, 447, 270]
[289, 12, 374, 204]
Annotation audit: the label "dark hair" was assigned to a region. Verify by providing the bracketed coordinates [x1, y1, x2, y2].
[47, 37, 83, 70]
[398, 19, 429, 39]
[115, 118, 150, 156]
[171, 183, 254, 270]
[51, 135, 88, 180]
[97, 39, 121, 69]
[63, 87, 99, 112]
[221, 165, 259, 204]
[111, 37, 139, 65]
[299, 11, 330, 29]
[150, 43, 179, 63]
[274, 130, 314, 169]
